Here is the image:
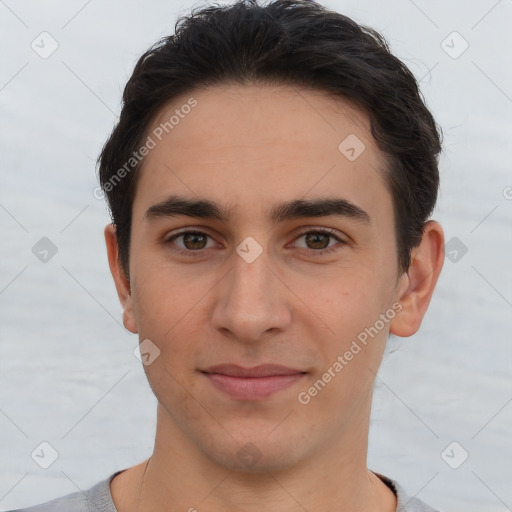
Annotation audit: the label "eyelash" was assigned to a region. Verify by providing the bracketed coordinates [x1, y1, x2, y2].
[165, 228, 346, 258]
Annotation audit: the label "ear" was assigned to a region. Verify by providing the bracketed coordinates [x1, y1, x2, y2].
[104, 224, 138, 334]
[390, 221, 444, 337]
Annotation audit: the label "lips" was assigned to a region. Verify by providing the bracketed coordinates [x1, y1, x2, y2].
[200, 364, 307, 400]
[202, 363, 305, 377]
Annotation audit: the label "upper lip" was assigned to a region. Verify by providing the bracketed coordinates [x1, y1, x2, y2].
[201, 364, 306, 378]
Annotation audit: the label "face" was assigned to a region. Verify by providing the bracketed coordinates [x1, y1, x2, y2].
[109, 83, 416, 473]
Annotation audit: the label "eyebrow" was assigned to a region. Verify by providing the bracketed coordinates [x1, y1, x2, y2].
[144, 194, 371, 224]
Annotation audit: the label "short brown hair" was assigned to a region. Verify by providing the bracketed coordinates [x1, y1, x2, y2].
[98, 0, 442, 276]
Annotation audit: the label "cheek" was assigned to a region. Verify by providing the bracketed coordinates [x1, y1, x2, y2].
[132, 271, 206, 412]
[130, 262, 208, 361]
[296, 267, 395, 396]
[297, 281, 392, 417]
[296, 265, 392, 335]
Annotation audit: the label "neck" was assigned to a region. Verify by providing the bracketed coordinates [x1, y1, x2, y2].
[112, 402, 396, 512]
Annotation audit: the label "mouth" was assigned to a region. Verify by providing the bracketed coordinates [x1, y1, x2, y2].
[200, 364, 307, 400]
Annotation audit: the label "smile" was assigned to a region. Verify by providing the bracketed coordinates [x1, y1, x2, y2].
[200, 364, 307, 400]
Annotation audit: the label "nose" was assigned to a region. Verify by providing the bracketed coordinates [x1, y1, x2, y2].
[210, 246, 292, 344]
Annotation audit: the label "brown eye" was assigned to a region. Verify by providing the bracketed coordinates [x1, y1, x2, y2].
[166, 230, 216, 256]
[292, 229, 347, 256]
[304, 232, 331, 250]
[181, 232, 208, 250]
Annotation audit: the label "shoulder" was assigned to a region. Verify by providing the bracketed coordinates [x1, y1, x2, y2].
[8, 470, 441, 512]
[374, 472, 441, 512]
[5, 473, 119, 512]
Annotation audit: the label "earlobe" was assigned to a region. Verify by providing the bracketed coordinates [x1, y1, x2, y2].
[104, 224, 138, 334]
[390, 221, 444, 337]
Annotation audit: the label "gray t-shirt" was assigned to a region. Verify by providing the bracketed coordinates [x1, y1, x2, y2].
[8, 470, 440, 511]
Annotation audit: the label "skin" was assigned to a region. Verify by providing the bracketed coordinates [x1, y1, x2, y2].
[105, 83, 444, 512]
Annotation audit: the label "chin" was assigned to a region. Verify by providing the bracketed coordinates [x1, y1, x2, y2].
[200, 431, 309, 474]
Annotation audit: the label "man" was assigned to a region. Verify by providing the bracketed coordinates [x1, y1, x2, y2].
[11, 0, 444, 510]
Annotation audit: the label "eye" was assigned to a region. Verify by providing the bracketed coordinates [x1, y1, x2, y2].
[165, 230, 217, 256]
[165, 228, 347, 258]
[292, 228, 347, 256]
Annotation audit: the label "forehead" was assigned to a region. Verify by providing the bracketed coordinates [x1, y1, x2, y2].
[132, 83, 391, 225]
[151, 83, 376, 162]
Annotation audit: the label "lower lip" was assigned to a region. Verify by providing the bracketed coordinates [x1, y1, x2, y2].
[202, 372, 306, 400]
